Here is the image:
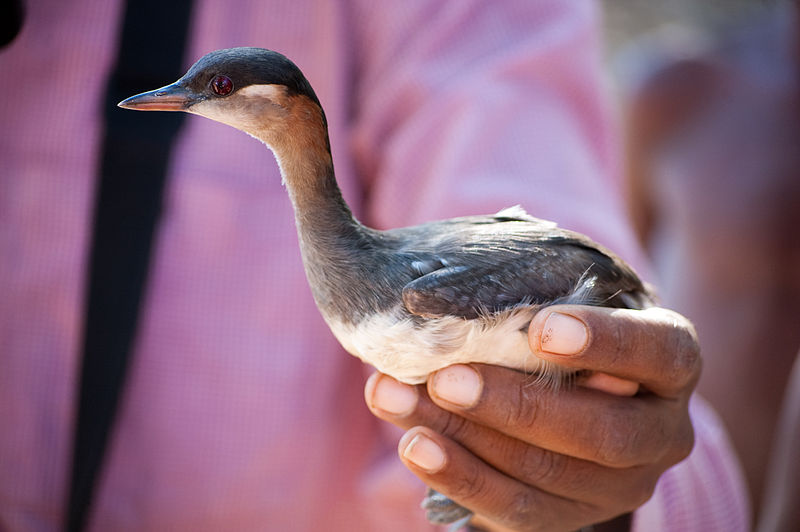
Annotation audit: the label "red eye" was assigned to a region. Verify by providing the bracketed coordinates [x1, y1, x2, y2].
[210, 75, 233, 96]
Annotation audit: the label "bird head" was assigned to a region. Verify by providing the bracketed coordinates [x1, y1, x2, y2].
[118, 47, 326, 144]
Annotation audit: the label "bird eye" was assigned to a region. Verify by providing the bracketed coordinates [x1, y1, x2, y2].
[210, 75, 233, 96]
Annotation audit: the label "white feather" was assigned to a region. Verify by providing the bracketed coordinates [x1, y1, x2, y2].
[327, 304, 545, 385]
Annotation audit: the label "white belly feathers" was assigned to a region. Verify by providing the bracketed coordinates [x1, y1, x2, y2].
[326, 304, 552, 385]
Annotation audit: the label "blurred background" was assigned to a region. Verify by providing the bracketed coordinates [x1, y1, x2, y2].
[603, 0, 800, 529]
[603, 0, 778, 52]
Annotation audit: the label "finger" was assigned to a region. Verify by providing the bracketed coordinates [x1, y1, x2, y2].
[426, 364, 695, 467]
[529, 305, 701, 398]
[366, 372, 667, 504]
[364, 371, 420, 418]
[398, 426, 633, 532]
[365, 371, 475, 435]
[581, 371, 640, 397]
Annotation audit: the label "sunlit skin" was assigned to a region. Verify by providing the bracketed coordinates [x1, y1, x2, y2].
[367, 305, 700, 532]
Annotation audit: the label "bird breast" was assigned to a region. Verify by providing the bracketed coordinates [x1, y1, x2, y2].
[325, 303, 549, 384]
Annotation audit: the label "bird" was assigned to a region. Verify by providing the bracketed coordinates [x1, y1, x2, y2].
[119, 47, 653, 528]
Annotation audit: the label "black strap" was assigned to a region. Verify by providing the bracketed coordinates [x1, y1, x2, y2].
[0, 0, 25, 48]
[66, 1, 193, 530]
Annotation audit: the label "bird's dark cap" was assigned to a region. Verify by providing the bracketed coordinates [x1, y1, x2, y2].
[183, 47, 322, 107]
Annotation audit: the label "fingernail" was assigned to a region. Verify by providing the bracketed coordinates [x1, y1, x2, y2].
[540, 312, 588, 355]
[431, 365, 482, 407]
[370, 375, 418, 416]
[402, 432, 446, 473]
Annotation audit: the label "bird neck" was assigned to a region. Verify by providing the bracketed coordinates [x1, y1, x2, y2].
[277, 146, 353, 231]
[259, 104, 377, 318]
[250, 94, 375, 296]
[249, 95, 357, 232]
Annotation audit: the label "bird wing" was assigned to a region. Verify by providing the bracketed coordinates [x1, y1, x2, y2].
[398, 222, 647, 319]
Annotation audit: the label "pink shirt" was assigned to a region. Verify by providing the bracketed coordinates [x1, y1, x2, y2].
[1, 1, 749, 530]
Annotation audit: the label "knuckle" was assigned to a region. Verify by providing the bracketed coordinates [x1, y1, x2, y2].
[503, 489, 540, 530]
[611, 316, 633, 367]
[518, 447, 569, 487]
[504, 384, 542, 432]
[658, 311, 702, 388]
[613, 307, 702, 393]
[670, 329, 701, 385]
[449, 459, 487, 502]
[596, 429, 630, 466]
[594, 404, 642, 466]
[439, 412, 471, 441]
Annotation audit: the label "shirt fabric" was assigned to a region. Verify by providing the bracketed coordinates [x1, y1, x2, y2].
[0, 1, 749, 530]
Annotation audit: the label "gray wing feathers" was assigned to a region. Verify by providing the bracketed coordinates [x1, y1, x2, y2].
[399, 225, 649, 318]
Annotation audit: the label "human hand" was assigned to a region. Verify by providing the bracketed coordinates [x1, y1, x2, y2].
[364, 305, 700, 532]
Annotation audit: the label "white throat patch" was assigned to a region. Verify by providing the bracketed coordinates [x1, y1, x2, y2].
[236, 84, 290, 101]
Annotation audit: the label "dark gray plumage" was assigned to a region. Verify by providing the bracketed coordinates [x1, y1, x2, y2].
[301, 206, 648, 321]
[119, 47, 653, 528]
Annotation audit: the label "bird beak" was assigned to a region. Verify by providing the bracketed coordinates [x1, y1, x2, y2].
[118, 82, 198, 111]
